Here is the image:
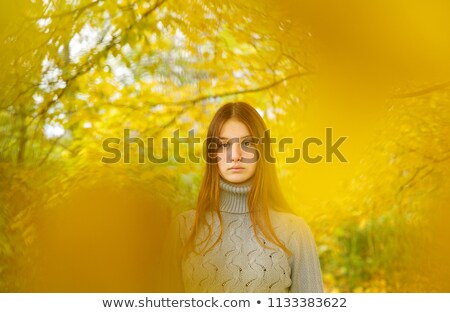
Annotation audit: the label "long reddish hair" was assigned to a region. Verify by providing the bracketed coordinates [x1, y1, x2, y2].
[184, 102, 293, 256]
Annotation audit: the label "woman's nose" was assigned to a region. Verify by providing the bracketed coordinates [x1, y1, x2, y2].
[231, 141, 242, 162]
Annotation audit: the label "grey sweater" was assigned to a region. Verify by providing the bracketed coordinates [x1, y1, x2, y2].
[161, 178, 324, 293]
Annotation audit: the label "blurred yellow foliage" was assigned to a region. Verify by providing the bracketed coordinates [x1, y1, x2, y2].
[1, 0, 449, 292]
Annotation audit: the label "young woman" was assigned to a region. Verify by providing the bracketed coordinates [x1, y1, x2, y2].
[161, 102, 324, 293]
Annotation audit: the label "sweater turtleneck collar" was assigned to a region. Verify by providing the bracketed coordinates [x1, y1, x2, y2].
[219, 177, 252, 214]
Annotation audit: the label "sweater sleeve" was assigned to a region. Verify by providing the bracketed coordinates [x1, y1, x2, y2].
[159, 213, 185, 292]
[288, 217, 324, 293]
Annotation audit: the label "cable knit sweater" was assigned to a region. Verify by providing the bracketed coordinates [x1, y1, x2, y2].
[161, 178, 324, 293]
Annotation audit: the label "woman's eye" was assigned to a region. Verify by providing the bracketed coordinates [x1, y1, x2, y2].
[219, 142, 229, 148]
[242, 140, 254, 147]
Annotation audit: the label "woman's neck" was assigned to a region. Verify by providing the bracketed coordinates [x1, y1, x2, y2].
[218, 177, 252, 214]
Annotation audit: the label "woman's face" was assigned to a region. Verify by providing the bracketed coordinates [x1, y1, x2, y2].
[217, 118, 258, 185]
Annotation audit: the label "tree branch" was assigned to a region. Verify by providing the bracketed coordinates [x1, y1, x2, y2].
[38, 134, 65, 166]
[142, 71, 312, 138]
[142, 71, 313, 107]
[392, 81, 450, 99]
[27, 0, 102, 20]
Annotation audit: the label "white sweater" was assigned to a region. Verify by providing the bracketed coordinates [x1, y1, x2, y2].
[161, 178, 324, 293]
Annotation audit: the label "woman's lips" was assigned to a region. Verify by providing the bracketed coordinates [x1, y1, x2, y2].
[229, 167, 245, 171]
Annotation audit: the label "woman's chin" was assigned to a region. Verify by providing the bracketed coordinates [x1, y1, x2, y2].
[223, 175, 253, 185]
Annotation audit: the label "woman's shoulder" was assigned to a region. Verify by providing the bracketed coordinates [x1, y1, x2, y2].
[173, 209, 196, 227]
[269, 209, 310, 229]
[269, 210, 318, 253]
[176, 208, 196, 218]
[166, 209, 196, 243]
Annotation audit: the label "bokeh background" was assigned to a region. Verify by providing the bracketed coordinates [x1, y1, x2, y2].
[1, 0, 449, 292]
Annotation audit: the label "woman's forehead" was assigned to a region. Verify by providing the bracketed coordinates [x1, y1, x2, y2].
[219, 119, 251, 138]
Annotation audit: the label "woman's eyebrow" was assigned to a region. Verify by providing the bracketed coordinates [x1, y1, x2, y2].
[219, 135, 252, 140]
